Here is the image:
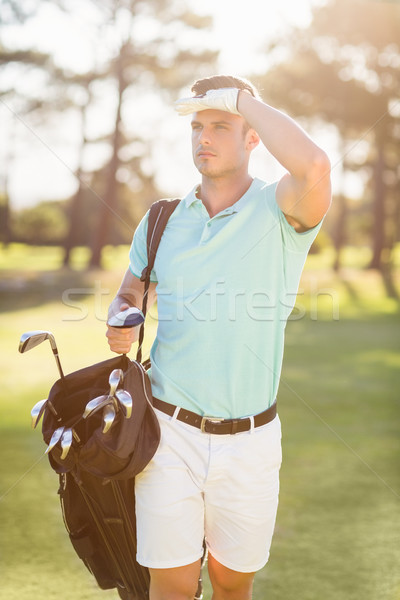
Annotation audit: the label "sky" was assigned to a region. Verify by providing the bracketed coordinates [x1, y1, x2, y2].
[193, 0, 316, 72]
[0, 0, 346, 210]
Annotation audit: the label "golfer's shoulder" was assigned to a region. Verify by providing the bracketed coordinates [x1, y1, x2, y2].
[251, 179, 280, 220]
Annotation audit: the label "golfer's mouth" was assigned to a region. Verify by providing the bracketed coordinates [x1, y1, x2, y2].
[197, 151, 216, 158]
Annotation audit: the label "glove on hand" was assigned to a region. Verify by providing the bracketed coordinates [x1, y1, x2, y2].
[174, 88, 240, 116]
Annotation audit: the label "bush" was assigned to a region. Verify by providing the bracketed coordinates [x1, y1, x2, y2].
[309, 228, 332, 254]
[12, 201, 68, 245]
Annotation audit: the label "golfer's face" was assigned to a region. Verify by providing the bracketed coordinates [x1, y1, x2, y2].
[191, 109, 248, 178]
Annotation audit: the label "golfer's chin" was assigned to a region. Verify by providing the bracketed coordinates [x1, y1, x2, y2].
[194, 161, 223, 178]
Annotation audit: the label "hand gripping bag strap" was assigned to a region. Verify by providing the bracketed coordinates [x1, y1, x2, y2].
[136, 198, 180, 363]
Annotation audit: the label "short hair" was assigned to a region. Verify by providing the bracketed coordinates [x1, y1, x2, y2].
[191, 75, 260, 99]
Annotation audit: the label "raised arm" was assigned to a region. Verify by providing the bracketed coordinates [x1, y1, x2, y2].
[237, 92, 331, 232]
[175, 86, 331, 231]
[106, 268, 157, 354]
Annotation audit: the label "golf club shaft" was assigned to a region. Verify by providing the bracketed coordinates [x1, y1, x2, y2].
[52, 349, 65, 380]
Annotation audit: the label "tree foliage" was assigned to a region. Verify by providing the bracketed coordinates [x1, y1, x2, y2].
[12, 200, 68, 244]
[0, 0, 218, 267]
[258, 0, 400, 272]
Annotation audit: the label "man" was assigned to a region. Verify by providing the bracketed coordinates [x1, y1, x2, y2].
[106, 75, 331, 600]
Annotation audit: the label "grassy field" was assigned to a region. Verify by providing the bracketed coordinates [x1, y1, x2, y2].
[0, 244, 399, 600]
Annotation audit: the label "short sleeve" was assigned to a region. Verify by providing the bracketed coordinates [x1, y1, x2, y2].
[266, 182, 323, 254]
[277, 207, 323, 253]
[128, 210, 158, 282]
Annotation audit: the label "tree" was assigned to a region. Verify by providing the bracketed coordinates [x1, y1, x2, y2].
[83, 0, 218, 268]
[0, 46, 61, 245]
[0, 6, 88, 248]
[257, 0, 400, 272]
[12, 200, 68, 245]
[0, 0, 218, 267]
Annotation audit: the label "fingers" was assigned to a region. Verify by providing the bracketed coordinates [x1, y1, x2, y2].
[175, 96, 206, 115]
[108, 302, 131, 320]
[106, 304, 142, 354]
[106, 325, 138, 354]
[174, 88, 240, 116]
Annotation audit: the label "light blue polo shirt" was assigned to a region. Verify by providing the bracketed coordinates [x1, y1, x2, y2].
[129, 178, 321, 419]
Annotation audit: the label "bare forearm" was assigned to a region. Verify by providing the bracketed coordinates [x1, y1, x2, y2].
[107, 294, 134, 321]
[238, 91, 331, 228]
[108, 289, 140, 321]
[107, 268, 150, 320]
[238, 91, 327, 177]
[106, 269, 157, 354]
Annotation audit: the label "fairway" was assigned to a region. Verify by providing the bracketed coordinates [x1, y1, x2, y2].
[0, 246, 399, 600]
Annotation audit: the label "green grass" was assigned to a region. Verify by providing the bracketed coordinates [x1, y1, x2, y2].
[1, 245, 399, 599]
[258, 317, 400, 600]
[0, 243, 130, 272]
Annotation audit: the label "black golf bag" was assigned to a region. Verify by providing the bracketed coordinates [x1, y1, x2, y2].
[37, 199, 184, 599]
[45, 354, 157, 599]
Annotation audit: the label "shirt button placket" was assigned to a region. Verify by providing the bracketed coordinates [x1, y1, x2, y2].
[200, 220, 212, 244]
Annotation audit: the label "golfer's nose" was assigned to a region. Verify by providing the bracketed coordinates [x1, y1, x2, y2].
[199, 126, 211, 145]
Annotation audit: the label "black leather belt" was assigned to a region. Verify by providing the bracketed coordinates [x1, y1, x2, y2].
[152, 397, 277, 435]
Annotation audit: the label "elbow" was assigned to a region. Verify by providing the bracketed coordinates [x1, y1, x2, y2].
[310, 149, 332, 212]
[312, 149, 331, 178]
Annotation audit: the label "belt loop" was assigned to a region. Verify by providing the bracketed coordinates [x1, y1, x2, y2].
[249, 415, 255, 434]
[171, 406, 180, 421]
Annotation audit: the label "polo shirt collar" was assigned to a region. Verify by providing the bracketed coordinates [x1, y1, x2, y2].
[183, 178, 261, 213]
[183, 187, 200, 208]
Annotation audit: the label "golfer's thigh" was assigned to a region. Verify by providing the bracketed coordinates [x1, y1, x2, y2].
[205, 416, 282, 573]
[135, 412, 206, 569]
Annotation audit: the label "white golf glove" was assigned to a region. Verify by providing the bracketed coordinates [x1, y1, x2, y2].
[174, 88, 241, 116]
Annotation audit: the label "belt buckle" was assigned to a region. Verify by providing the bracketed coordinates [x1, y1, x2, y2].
[200, 416, 224, 433]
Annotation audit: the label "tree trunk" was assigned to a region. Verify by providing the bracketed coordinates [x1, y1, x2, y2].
[63, 100, 91, 267]
[1, 113, 15, 246]
[0, 194, 10, 245]
[332, 192, 347, 272]
[368, 141, 386, 271]
[89, 61, 125, 269]
[63, 180, 84, 267]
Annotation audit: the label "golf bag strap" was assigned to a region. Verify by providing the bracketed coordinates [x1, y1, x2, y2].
[136, 198, 180, 363]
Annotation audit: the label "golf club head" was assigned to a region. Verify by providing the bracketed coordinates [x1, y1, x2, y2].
[60, 428, 73, 460]
[46, 426, 65, 454]
[108, 369, 124, 397]
[102, 403, 116, 434]
[30, 399, 47, 429]
[107, 307, 144, 328]
[19, 329, 65, 380]
[115, 389, 133, 419]
[19, 330, 54, 353]
[83, 395, 109, 419]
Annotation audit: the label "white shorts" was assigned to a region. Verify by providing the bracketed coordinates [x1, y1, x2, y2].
[135, 407, 282, 573]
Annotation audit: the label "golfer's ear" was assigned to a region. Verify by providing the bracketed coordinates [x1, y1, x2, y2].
[246, 129, 260, 151]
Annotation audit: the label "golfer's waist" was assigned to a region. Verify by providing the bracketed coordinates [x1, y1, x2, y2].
[152, 397, 277, 435]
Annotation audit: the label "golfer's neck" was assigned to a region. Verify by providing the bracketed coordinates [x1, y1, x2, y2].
[199, 173, 253, 218]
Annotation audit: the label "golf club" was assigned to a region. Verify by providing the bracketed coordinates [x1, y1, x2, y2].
[46, 426, 65, 454]
[31, 398, 48, 429]
[115, 389, 133, 419]
[19, 330, 65, 381]
[60, 428, 73, 460]
[107, 307, 144, 328]
[102, 403, 117, 434]
[109, 368, 123, 394]
[83, 394, 109, 419]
